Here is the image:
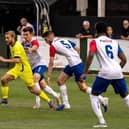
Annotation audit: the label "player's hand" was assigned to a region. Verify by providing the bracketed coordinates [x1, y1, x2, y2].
[28, 48, 32, 53]
[0, 56, 5, 62]
[47, 77, 51, 86]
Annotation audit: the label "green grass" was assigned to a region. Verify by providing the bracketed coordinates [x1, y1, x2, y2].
[0, 69, 129, 129]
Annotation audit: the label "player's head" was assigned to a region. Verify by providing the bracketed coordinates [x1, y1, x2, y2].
[5, 31, 16, 45]
[42, 31, 55, 44]
[23, 27, 33, 42]
[20, 17, 28, 26]
[95, 22, 107, 35]
[106, 25, 113, 36]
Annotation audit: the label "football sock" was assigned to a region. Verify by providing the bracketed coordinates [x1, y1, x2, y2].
[44, 85, 58, 98]
[90, 95, 106, 124]
[98, 95, 105, 103]
[35, 83, 41, 105]
[86, 87, 92, 94]
[124, 95, 129, 107]
[59, 84, 69, 105]
[39, 91, 51, 103]
[86, 87, 105, 103]
[1, 86, 9, 99]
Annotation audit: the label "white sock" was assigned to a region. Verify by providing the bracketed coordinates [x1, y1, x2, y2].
[98, 95, 105, 103]
[35, 83, 41, 105]
[44, 85, 58, 98]
[59, 84, 69, 105]
[124, 95, 129, 107]
[90, 95, 106, 124]
[86, 87, 105, 104]
[86, 87, 92, 94]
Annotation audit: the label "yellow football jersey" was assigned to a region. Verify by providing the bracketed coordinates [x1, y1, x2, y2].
[9, 41, 31, 70]
[8, 41, 34, 86]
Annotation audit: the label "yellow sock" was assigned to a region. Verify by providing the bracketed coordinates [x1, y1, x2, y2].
[1, 86, 9, 99]
[39, 91, 50, 102]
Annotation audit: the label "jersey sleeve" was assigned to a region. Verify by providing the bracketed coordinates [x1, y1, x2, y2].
[118, 44, 123, 55]
[50, 45, 56, 57]
[31, 40, 39, 48]
[89, 40, 97, 53]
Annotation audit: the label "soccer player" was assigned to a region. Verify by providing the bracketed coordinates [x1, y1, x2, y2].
[0, 31, 64, 111]
[85, 22, 129, 128]
[22, 27, 61, 109]
[42, 31, 108, 110]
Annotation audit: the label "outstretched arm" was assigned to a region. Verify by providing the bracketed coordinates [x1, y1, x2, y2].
[0, 56, 20, 63]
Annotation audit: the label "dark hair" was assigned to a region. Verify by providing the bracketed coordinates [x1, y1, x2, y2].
[23, 27, 33, 33]
[42, 31, 54, 37]
[5, 31, 16, 40]
[95, 22, 107, 34]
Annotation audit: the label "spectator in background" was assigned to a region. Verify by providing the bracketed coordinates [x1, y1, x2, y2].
[121, 19, 129, 40]
[17, 17, 35, 35]
[76, 20, 93, 39]
[106, 25, 117, 39]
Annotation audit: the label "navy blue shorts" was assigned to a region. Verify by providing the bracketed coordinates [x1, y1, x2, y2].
[32, 65, 47, 81]
[92, 76, 128, 96]
[63, 63, 86, 81]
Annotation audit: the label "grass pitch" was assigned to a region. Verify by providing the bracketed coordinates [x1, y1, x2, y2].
[0, 69, 129, 129]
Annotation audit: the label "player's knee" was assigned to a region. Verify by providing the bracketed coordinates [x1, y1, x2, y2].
[79, 86, 86, 92]
[33, 74, 40, 82]
[120, 93, 128, 98]
[1, 77, 7, 85]
[57, 79, 64, 86]
[29, 88, 34, 94]
[29, 87, 40, 95]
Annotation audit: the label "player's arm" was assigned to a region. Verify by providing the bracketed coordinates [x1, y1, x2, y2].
[0, 45, 22, 63]
[28, 40, 39, 53]
[0, 56, 20, 63]
[118, 45, 127, 68]
[85, 40, 97, 74]
[47, 45, 56, 85]
[48, 57, 54, 77]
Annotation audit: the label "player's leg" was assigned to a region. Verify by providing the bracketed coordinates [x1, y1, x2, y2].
[32, 67, 41, 109]
[1, 74, 14, 104]
[20, 69, 55, 110]
[28, 85, 55, 109]
[90, 77, 109, 127]
[33, 65, 61, 107]
[74, 63, 109, 112]
[40, 79, 61, 105]
[1, 68, 18, 104]
[33, 74, 41, 109]
[21, 69, 64, 111]
[57, 65, 72, 109]
[111, 78, 129, 107]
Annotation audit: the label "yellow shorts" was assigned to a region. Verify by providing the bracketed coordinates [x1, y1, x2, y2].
[7, 66, 34, 87]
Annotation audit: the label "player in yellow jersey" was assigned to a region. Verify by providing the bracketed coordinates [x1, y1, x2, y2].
[0, 31, 64, 111]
